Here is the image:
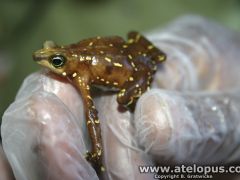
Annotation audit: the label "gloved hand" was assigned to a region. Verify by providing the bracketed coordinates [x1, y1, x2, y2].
[0, 145, 14, 180]
[2, 15, 240, 180]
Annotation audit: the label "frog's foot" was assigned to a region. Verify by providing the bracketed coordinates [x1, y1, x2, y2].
[85, 151, 105, 172]
[117, 91, 137, 110]
[117, 70, 153, 110]
[85, 151, 100, 163]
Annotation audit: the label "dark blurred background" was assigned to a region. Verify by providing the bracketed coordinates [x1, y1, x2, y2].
[0, 0, 240, 120]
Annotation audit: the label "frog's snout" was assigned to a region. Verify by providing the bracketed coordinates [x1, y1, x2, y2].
[33, 53, 42, 62]
[32, 50, 47, 62]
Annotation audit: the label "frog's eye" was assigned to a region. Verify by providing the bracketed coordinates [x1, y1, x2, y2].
[50, 55, 66, 68]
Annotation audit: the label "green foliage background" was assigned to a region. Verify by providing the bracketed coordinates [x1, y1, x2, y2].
[0, 0, 240, 119]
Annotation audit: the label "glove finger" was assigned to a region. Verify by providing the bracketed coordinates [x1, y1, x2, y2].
[1, 72, 98, 180]
[147, 15, 240, 91]
[96, 95, 155, 180]
[135, 89, 240, 164]
[0, 145, 14, 180]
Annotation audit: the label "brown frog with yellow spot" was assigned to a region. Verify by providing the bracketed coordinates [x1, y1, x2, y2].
[33, 31, 166, 172]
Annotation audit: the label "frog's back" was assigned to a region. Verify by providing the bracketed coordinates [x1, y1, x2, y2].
[67, 36, 126, 56]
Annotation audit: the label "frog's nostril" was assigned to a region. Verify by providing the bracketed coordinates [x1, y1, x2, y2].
[32, 50, 48, 62]
[32, 54, 42, 62]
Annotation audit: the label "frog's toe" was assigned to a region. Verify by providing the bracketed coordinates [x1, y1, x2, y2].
[85, 151, 96, 162]
[85, 151, 105, 173]
[85, 151, 101, 164]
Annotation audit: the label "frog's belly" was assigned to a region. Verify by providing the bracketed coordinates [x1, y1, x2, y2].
[93, 84, 120, 92]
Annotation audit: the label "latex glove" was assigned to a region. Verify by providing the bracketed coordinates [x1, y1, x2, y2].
[2, 15, 240, 180]
[0, 145, 14, 180]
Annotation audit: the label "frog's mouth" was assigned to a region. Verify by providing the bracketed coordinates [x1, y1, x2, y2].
[33, 54, 50, 69]
[32, 52, 51, 70]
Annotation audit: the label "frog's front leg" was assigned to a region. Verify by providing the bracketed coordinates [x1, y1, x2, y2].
[117, 68, 153, 109]
[73, 76, 103, 170]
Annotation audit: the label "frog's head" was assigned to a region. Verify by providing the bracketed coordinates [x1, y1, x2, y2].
[33, 41, 73, 76]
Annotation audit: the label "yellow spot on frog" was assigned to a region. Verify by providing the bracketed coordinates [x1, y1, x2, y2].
[131, 62, 135, 67]
[80, 56, 84, 61]
[86, 56, 92, 60]
[89, 42, 93, 46]
[113, 62, 123, 67]
[104, 57, 111, 62]
[128, 54, 133, 59]
[72, 72, 77, 78]
[97, 149, 102, 156]
[128, 39, 134, 44]
[127, 97, 133, 106]
[95, 119, 100, 124]
[113, 82, 119, 85]
[101, 166, 105, 172]
[158, 55, 166, 61]
[87, 95, 92, 100]
[62, 72, 67, 76]
[129, 77, 134, 81]
[118, 89, 126, 97]
[148, 45, 154, 50]
[92, 153, 96, 157]
[109, 43, 113, 47]
[123, 45, 128, 48]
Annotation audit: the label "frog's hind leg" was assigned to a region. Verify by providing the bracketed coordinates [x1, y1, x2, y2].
[117, 67, 153, 110]
[73, 78, 104, 172]
[127, 31, 167, 64]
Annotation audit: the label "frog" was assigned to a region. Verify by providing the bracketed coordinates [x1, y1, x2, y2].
[33, 31, 166, 172]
